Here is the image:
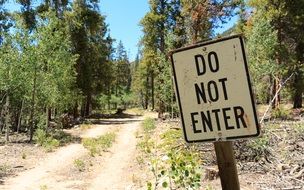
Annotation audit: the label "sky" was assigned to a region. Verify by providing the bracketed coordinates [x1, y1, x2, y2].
[99, 0, 149, 61]
[5, 0, 237, 62]
[100, 1, 237, 61]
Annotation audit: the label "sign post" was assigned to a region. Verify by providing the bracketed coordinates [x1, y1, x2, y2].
[214, 141, 240, 190]
[170, 35, 259, 190]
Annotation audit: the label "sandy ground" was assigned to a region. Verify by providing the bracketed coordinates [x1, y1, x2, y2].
[1, 117, 144, 190]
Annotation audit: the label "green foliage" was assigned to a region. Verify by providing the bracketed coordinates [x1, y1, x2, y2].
[162, 149, 202, 189]
[34, 128, 60, 152]
[271, 106, 291, 119]
[138, 120, 202, 190]
[157, 129, 201, 189]
[73, 159, 85, 172]
[293, 123, 304, 135]
[205, 184, 215, 190]
[33, 125, 74, 152]
[247, 135, 270, 161]
[82, 132, 116, 156]
[141, 117, 156, 134]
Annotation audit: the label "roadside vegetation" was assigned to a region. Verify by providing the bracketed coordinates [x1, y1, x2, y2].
[82, 132, 116, 157]
[137, 118, 202, 190]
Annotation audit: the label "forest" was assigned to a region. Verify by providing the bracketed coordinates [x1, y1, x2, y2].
[0, 0, 302, 146]
[0, 0, 303, 140]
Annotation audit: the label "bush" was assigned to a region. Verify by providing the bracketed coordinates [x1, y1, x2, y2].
[34, 128, 48, 146]
[271, 106, 291, 119]
[34, 129, 60, 152]
[247, 136, 270, 161]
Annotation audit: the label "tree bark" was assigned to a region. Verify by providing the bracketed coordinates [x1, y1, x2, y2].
[293, 42, 304, 108]
[272, 77, 281, 109]
[29, 67, 37, 142]
[73, 102, 79, 118]
[17, 99, 24, 133]
[85, 93, 92, 117]
[144, 75, 149, 110]
[0, 106, 3, 133]
[151, 72, 155, 110]
[46, 107, 51, 132]
[4, 93, 10, 143]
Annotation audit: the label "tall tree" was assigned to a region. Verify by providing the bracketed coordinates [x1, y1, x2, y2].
[67, 0, 111, 117]
[247, 0, 303, 108]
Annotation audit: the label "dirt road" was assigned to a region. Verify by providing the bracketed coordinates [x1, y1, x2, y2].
[2, 116, 144, 190]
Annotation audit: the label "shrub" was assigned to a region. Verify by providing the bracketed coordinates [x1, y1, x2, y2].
[271, 106, 291, 119]
[34, 129, 60, 152]
[247, 136, 270, 161]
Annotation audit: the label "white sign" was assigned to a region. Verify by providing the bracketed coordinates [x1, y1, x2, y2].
[170, 35, 259, 143]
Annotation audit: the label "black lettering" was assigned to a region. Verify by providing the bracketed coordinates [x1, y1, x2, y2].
[200, 111, 213, 132]
[195, 54, 206, 76]
[212, 109, 221, 131]
[194, 83, 207, 104]
[223, 107, 234, 130]
[208, 51, 219, 72]
[218, 78, 228, 100]
[207, 81, 219, 102]
[234, 106, 248, 128]
[191, 112, 201, 133]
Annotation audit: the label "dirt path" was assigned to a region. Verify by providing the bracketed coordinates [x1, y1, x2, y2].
[89, 121, 140, 190]
[1, 117, 144, 190]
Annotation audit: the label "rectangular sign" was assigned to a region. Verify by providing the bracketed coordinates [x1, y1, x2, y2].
[170, 35, 260, 143]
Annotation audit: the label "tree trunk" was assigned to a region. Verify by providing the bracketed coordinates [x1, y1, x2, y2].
[293, 71, 303, 108]
[272, 77, 281, 109]
[4, 94, 10, 143]
[85, 93, 92, 117]
[151, 72, 155, 110]
[29, 67, 37, 142]
[272, 20, 283, 109]
[0, 104, 4, 133]
[293, 42, 304, 108]
[17, 99, 24, 133]
[145, 75, 149, 110]
[73, 102, 79, 118]
[46, 107, 51, 132]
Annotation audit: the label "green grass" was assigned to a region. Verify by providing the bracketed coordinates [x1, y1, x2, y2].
[141, 117, 156, 134]
[271, 106, 292, 119]
[82, 132, 116, 156]
[73, 159, 85, 171]
[40, 185, 48, 190]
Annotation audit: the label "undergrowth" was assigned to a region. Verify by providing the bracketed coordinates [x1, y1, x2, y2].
[34, 128, 75, 152]
[137, 118, 202, 190]
[74, 159, 85, 171]
[82, 132, 116, 156]
[34, 129, 60, 152]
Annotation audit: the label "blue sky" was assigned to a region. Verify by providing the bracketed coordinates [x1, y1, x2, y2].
[100, 1, 237, 61]
[5, 1, 237, 61]
[99, 0, 149, 61]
